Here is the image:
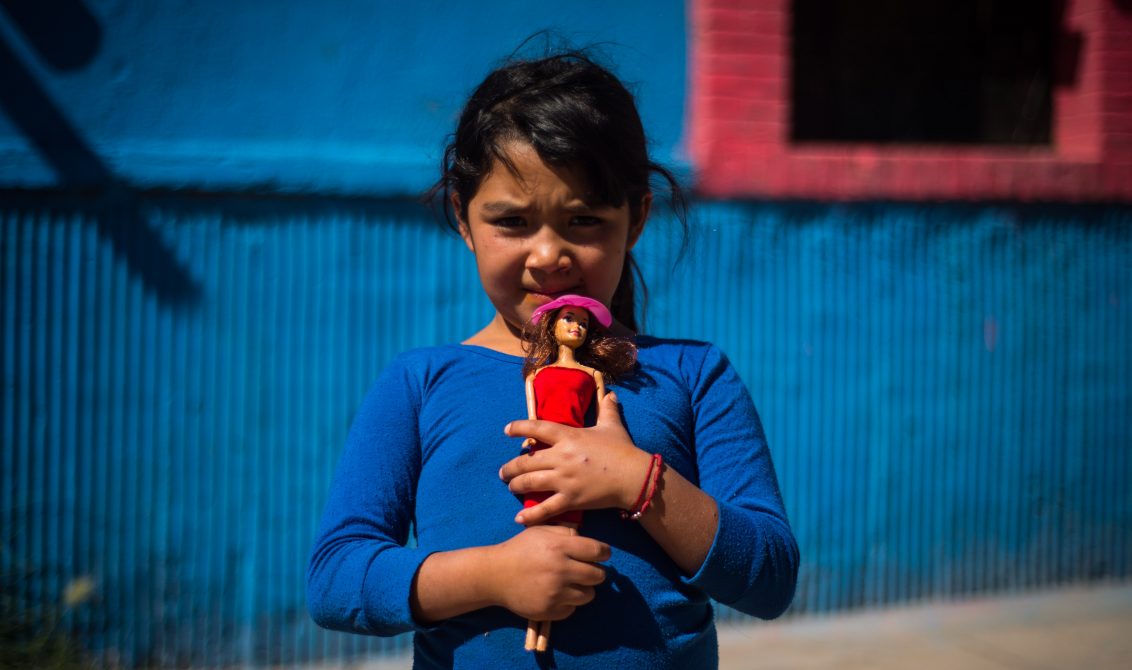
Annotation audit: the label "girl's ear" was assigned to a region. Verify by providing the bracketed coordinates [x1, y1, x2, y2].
[452, 193, 475, 253]
[627, 193, 652, 251]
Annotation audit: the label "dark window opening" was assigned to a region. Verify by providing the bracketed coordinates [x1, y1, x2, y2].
[792, 0, 1053, 145]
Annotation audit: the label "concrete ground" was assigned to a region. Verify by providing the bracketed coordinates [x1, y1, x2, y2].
[718, 583, 1132, 670]
[347, 583, 1132, 669]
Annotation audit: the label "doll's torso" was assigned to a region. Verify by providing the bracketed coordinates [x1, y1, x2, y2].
[525, 366, 598, 524]
[532, 366, 596, 427]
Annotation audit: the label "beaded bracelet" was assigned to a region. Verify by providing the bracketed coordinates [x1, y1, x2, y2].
[622, 453, 664, 521]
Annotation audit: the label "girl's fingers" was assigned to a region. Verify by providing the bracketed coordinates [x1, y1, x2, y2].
[531, 527, 611, 569]
[505, 419, 569, 443]
[566, 561, 608, 587]
[594, 391, 625, 428]
[562, 584, 597, 607]
[506, 469, 556, 496]
[498, 448, 556, 483]
[544, 604, 578, 621]
[564, 536, 612, 565]
[514, 492, 570, 525]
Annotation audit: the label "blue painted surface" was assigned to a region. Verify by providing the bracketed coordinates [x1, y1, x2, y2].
[1, 196, 1129, 665]
[0, 0, 688, 194]
[5, 2, 1129, 667]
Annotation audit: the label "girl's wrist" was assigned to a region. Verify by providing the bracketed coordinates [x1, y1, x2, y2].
[618, 448, 658, 511]
[411, 546, 500, 624]
[477, 543, 510, 609]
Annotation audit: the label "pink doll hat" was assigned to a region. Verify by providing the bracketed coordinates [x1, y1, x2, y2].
[529, 294, 613, 328]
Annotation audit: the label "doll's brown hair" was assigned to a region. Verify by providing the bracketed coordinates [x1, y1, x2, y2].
[521, 307, 637, 382]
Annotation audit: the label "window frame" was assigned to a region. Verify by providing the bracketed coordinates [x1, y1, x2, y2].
[689, 0, 1132, 201]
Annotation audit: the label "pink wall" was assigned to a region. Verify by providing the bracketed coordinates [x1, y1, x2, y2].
[689, 0, 1132, 201]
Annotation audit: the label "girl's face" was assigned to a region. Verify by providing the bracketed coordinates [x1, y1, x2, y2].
[553, 307, 589, 349]
[457, 141, 649, 341]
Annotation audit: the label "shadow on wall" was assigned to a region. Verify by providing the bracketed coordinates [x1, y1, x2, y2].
[0, 0, 200, 306]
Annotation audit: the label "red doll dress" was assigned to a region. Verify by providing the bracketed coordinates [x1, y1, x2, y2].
[524, 366, 596, 526]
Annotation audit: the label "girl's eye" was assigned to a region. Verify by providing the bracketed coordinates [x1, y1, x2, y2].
[491, 216, 526, 228]
[570, 216, 603, 227]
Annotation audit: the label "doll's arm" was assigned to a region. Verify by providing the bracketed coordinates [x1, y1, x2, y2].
[523, 372, 538, 448]
[594, 370, 607, 402]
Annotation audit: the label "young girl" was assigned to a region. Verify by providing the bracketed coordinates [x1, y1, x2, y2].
[306, 51, 799, 669]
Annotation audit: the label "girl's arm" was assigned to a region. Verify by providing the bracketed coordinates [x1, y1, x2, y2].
[410, 367, 611, 626]
[307, 357, 429, 636]
[501, 345, 798, 618]
[308, 356, 614, 633]
[625, 440, 720, 576]
[409, 525, 610, 624]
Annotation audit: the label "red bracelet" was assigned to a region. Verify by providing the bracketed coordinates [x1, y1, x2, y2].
[633, 454, 664, 520]
[622, 454, 664, 521]
[623, 454, 655, 515]
[633, 455, 664, 520]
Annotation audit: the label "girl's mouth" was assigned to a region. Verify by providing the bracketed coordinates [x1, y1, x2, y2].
[524, 288, 580, 303]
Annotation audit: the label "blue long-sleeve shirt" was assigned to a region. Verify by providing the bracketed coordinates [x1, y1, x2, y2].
[307, 337, 799, 668]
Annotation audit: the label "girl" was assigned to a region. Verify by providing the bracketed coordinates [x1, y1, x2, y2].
[306, 51, 799, 669]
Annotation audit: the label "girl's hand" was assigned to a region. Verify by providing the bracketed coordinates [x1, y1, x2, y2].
[500, 393, 652, 525]
[487, 525, 610, 621]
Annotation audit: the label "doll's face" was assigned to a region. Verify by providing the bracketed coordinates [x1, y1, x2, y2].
[553, 307, 589, 349]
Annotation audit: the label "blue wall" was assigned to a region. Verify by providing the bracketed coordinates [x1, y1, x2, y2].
[0, 0, 687, 194]
[2, 196, 1130, 665]
[3, 1, 1132, 667]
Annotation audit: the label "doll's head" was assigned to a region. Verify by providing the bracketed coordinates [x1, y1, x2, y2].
[522, 295, 636, 381]
[430, 51, 685, 331]
[552, 307, 591, 351]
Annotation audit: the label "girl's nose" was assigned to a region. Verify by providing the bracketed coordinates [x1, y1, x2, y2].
[526, 230, 573, 274]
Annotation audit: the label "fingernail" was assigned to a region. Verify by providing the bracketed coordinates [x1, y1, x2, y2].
[514, 513, 524, 524]
[503, 422, 512, 435]
[608, 393, 618, 403]
[498, 467, 504, 480]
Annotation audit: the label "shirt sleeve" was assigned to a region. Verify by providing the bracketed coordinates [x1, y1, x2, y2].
[680, 344, 800, 619]
[306, 355, 433, 636]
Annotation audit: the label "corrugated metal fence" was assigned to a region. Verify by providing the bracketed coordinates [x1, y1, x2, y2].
[2, 195, 1129, 666]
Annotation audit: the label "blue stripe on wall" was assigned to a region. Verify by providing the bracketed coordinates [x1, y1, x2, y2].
[1, 197, 1129, 665]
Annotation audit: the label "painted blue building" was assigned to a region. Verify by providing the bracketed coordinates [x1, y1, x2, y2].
[1, 1, 1129, 666]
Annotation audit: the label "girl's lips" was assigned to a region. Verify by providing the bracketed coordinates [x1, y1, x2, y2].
[524, 288, 581, 303]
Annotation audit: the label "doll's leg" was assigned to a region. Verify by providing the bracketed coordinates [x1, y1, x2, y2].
[523, 520, 579, 652]
[525, 620, 539, 651]
[536, 620, 552, 652]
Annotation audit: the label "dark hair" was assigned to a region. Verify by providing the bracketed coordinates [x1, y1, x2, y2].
[427, 50, 687, 332]
[521, 306, 637, 382]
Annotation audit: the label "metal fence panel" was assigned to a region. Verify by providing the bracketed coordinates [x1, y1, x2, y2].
[2, 197, 1129, 666]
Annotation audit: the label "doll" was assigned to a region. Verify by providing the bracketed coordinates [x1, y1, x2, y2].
[519, 294, 637, 652]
